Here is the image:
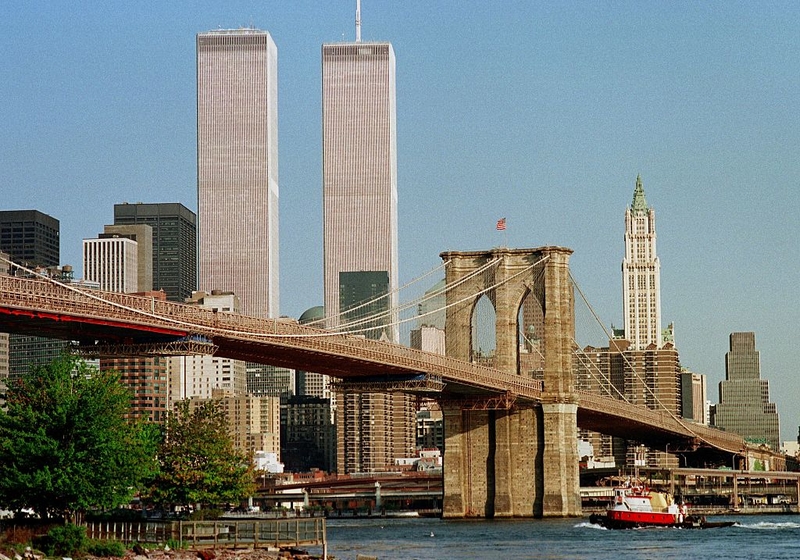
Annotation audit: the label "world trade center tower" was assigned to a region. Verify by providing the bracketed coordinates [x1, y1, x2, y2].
[322, 38, 413, 474]
[197, 29, 279, 318]
[322, 41, 398, 339]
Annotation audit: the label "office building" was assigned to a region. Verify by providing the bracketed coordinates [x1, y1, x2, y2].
[113, 203, 196, 302]
[197, 29, 279, 318]
[322, 33, 414, 473]
[101, 224, 153, 292]
[622, 175, 662, 350]
[83, 235, 139, 293]
[322, 41, 398, 330]
[410, 326, 445, 356]
[282, 395, 336, 472]
[0, 210, 59, 268]
[711, 332, 780, 450]
[247, 364, 295, 402]
[416, 407, 444, 452]
[680, 368, 708, 425]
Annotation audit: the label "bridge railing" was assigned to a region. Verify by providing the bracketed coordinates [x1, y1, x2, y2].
[576, 390, 746, 453]
[0, 276, 544, 399]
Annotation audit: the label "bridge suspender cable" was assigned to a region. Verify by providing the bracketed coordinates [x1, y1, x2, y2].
[302, 258, 454, 329]
[328, 257, 503, 335]
[568, 270, 711, 447]
[307, 255, 549, 339]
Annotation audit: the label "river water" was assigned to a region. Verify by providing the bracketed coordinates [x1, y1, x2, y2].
[306, 515, 800, 559]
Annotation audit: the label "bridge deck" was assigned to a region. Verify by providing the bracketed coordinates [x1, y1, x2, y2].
[0, 275, 747, 456]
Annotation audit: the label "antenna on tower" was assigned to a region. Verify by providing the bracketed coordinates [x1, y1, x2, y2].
[355, 0, 362, 42]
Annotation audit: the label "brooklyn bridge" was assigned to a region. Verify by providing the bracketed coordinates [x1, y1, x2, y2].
[0, 246, 756, 518]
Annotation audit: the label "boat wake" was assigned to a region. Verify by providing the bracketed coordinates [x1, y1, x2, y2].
[735, 521, 800, 530]
[575, 521, 607, 530]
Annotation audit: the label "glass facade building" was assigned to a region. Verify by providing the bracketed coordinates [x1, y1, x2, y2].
[113, 203, 196, 302]
[0, 210, 59, 268]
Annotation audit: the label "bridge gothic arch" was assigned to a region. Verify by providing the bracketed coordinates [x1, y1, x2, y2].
[439, 247, 580, 518]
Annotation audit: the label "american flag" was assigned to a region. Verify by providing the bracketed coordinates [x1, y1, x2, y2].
[496, 217, 507, 231]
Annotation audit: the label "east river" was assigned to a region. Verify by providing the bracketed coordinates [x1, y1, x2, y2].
[305, 515, 800, 559]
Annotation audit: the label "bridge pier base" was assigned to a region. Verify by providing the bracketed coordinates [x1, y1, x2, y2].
[442, 406, 544, 518]
[442, 406, 488, 518]
[541, 402, 581, 516]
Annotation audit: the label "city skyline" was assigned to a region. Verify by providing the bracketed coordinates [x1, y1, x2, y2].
[1, 2, 798, 440]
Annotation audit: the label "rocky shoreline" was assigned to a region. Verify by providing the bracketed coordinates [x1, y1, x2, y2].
[1, 545, 331, 560]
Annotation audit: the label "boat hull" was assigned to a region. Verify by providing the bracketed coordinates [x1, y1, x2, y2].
[589, 513, 735, 530]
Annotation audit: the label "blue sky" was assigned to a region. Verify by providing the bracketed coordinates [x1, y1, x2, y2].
[2, 1, 798, 440]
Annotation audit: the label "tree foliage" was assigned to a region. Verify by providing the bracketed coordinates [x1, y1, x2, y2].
[0, 355, 159, 519]
[144, 399, 255, 511]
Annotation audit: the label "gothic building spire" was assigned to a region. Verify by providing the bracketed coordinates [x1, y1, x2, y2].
[631, 174, 649, 215]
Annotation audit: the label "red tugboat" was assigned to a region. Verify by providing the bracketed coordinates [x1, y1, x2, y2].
[589, 485, 735, 530]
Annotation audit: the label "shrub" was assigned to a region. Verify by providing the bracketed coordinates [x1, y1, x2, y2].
[35, 523, 87, 557]
[86, 539, 127, 557]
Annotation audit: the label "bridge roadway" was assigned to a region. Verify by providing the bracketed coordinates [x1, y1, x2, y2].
[0, 275, 746, 458]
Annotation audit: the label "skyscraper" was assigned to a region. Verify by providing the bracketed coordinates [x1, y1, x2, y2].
[323, 29, 414, 473]
[322, 41, 398, 332]
[113, 203, 196, 302]
[197, 29, 279, 318]
[622, 175, 662, 350]
[712, 332, 780, 450]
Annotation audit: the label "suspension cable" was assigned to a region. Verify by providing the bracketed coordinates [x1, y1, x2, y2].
[569, 270, 710, 446]
[327, 257, 502, 334]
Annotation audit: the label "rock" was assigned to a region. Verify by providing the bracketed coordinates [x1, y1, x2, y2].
[0, 552, 12, 560]
[197, 550, 216, 560]
[133, 544, 149, 557]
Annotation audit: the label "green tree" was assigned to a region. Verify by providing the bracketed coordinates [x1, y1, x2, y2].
[0, 355, 159, 519]
[145, 400, 255, 511]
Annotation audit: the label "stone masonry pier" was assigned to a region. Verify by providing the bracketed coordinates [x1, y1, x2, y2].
[439, 247, 581, 518]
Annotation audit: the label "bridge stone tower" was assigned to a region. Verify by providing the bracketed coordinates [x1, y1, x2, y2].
[439, 247, 580, 518]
